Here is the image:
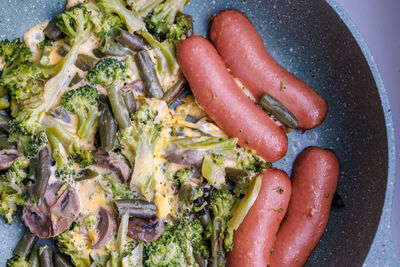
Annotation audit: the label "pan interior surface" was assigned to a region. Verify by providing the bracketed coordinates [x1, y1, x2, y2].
[0, 1, 390, 266]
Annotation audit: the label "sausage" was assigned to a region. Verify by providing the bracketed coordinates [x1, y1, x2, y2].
[227, 168, 291, 267]
[210, 10, 328, 130]
[176, 36, 288, 162]
[270, 146, 339, 267]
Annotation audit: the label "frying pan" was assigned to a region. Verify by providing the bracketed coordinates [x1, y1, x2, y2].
[0, 0, 396, 266]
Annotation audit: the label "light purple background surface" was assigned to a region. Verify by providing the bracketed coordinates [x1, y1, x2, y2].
[337, 0, 400, 261]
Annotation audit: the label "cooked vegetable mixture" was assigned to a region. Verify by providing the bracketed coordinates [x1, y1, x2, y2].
[0, 0, 270, 266]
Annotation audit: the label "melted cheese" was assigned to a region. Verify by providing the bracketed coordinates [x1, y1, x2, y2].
[78, 179, 109, 215]
[23, 20, 49, 62]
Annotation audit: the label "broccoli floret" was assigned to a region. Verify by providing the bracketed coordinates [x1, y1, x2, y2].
[210, 189, 236, 219]
[0, 38, 41, 103]
[144, 0, 191, 42]
[144, 219, 207, 267]
[9, 121, 47, 158]
[87, 58, 127, 86]
[129, 0, 164, 17]
[56, 224, 91, 267]
[99, 175, 140, 199]
[166, 13, 192, 41]
[87, 58, 130, 129]
[0, 159, 29, 224]
[61, 85, 100, 138]
[236, 151, 271, 174]
[205, 189, 237, 260]
[38, 39, 53, 66]
[7, 7, 93, 157]
[96, 0, 145, 33]
[118, 103, 164, 200]
[46, 130, 75, 180]
[91, 12, 126, 37]
[6, 256, 29, 267]
[171, 167, 194, 189]
[42, 116, 96, 168]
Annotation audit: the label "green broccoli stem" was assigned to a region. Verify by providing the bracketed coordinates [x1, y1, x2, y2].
[98, 0, 145, 33]
[153, 0, 189, 24]
[139, 30, 179, 75]
[46, 130, 68, 174]
[76, 108, 99, 139]
[41, 38, 86, 114]
[210, 217, 226, 267]
[106, 83, 131, 129]
[131, 0, 164, 17]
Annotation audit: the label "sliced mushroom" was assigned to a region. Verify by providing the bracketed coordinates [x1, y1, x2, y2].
[22, 204, 52, 239]
[92, 208, 116, 249]
[94, 152, 132, 183]
[0, 150, 19, 170]
[167, 149, 207, 166]
[121, 80, 144, 94]
[23, 182, 80, 239]
[127, 218, 164, 242]
[49, 185, 80, 236]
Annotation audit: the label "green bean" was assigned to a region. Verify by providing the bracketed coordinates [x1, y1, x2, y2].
[75, 168, 99, 181]
[0, 135, 16, 149]
[39, 246, 54, 267]
[74, 54, 98, 71]
[100, 37, 132, 57]
[92, 48, 106, 58]
[28, 157, 37, 181]
[14, 229, 38, 257]
[0, 114, 10, 133]
[198, 210, 211, 228]
[68, 73, 83, 87]
[116, 212, 130, 255]
[259, 93, 299, 129]
[162, 77, 188, 106]
[29, 248, 40, 267]
[49, 106, 71, 123]
[194, 250, 207, 267]
[0, 85, 8, 97]
[140, 30, 178, 75]
[210, 217, 226, 267]
[114, 199, 157, 219]
[225, 167, 249, 183]
[116, 30, 147, 52]
[122, 90, 137, 116]
[0, 97, 10, 110]
[106, 85, 130, 129]
[99, 96, 118, 153]
[54, 254, 73, 267]
[33, 147, 51, 206]
[44, 19, 63, 40]
[179, 13, 193, 38]
[56, 45, 69, 57]
[135, 50, 163, 99]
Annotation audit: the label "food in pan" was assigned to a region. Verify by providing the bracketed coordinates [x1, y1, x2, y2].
[0, 1, 339, 266]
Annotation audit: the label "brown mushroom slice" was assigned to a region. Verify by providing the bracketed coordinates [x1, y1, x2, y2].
[92, 208, 116, 249]
[127, 217, 164, 242]
[49, 185, 80, 236]
[23, 182, 80, 238]
[121, 80, 144, 94]
[0, 150, 19, 170]
[22, 204, 52, 239]
[166, 149, 207, 166]
[94, 152, 132, 183]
